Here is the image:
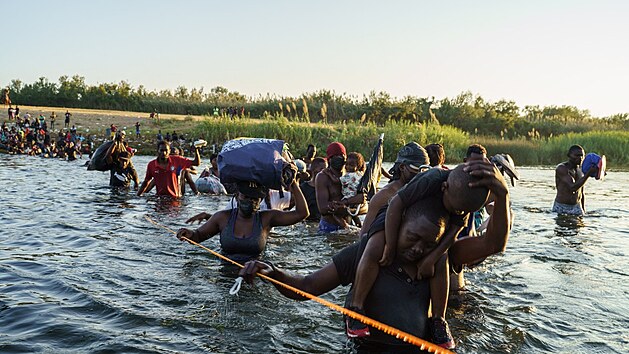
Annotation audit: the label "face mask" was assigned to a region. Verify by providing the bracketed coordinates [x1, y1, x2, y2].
[238, 199, 258, 217]
[329, 155, 345, 171]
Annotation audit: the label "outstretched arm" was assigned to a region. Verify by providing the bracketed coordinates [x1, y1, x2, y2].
[191, 147, 201, 166]
[176, 211, 224, 243]
[239, 260, 341, 300]
[137, 178, 151, 196]
[268, 182, 309, 227]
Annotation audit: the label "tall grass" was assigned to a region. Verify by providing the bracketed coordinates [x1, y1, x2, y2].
[191, 116, 469, 162]
[476, 131, 629, 168]
[142, 117, 628, 168]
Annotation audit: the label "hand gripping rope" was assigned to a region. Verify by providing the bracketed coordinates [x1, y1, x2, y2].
[145, 215, 453, 354]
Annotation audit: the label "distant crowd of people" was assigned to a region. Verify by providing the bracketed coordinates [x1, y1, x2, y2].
[1, 110, 92, 159]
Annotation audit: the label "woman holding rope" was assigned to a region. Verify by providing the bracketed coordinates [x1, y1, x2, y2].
[176, 177, 309, 262]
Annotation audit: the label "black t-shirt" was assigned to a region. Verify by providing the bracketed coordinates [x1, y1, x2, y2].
[109, 164, 138, 187]
[397, 168, 449, 208]
[397, 168, 468, 227]
[299, 181, 320, 221]
[332, 210, 431, 352]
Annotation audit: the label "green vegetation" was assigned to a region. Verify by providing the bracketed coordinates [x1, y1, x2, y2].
[191, 116, 469, 162]
[474, 131, 629, 167]
[5, 76, 629, 140]
[5, 76, 628, 167]
[188, 116, 629, 168]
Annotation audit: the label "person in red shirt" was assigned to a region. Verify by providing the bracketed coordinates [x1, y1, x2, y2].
[137, 140, 201, 197]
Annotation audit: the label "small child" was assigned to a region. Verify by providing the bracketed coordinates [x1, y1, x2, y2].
[346, 164, 490, 350]
[340, 152, 366, 227]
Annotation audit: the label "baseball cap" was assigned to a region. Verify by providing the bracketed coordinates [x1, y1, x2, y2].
[395, 142, 429, 170]
[490, 154, 519, 186]
[294, 159, 307, 173]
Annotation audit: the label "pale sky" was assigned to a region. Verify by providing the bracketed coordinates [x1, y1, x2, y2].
[2, 0, 628, 117]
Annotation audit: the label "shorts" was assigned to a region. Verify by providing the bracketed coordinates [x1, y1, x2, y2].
[318, 218, 345, 233]
[552, 201, 584, 216]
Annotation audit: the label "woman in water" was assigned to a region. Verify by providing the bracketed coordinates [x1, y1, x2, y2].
[176, 179, 309, 262]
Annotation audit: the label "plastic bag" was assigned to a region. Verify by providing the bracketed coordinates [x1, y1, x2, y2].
[218, 138, 294, 191]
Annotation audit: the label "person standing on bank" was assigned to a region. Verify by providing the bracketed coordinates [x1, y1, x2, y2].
[553, 145, 598, 215]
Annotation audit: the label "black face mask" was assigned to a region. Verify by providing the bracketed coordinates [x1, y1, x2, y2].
[329, 155, 346, 171]
[238, 199, 258, 218]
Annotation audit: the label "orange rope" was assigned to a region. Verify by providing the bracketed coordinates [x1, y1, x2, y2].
[145, 215, 453, 354]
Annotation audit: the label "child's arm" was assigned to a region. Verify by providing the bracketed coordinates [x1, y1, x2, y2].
[417, 218, 466, 279]
[381, 169, 450, 265]
[381, 194, 404, 265]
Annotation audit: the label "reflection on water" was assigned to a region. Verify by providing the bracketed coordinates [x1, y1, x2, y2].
[554, 214, 585, 238]
[1, 156, 628, 353]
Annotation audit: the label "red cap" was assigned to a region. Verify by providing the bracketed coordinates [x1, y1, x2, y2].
[326, 142, 346, 159]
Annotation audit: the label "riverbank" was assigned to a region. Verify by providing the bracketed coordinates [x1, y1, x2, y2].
[5, 105, 629, 168]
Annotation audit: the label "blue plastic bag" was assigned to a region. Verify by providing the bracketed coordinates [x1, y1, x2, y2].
[218, 138, 290, 191]
[582, 153, 600, 177]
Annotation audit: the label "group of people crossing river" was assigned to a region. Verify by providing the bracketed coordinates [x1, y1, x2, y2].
[1, 109, 603, 352]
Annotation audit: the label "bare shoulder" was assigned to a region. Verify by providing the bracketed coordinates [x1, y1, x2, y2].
[211, 209, 232, 222]
[315, 170, 331, 186]
[370, 184, 398, 209]
[555, 162, 568, 173]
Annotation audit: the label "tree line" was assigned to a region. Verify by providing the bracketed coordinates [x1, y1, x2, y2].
[5, 75, 628, 139]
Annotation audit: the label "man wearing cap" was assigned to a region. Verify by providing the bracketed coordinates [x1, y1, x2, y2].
[137, 140, 201, 197]
[315, 142, 366, 232]
[359, 142, 430, 235]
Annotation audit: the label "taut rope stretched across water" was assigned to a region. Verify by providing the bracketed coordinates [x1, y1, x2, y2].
[145, 215, 453, 354]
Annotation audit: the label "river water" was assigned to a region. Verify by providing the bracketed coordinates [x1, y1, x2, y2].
[1, 155, 627, 353]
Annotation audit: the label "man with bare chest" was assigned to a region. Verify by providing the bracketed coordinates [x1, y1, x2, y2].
[315, 142, 365, 232]
[553, 145, 598, 215]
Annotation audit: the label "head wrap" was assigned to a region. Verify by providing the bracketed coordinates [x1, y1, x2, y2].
[326, 142, 346, 159]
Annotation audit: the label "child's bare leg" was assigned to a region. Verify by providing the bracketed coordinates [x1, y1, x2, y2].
[429, 253, 449, 319]
[428, 254, 456, 349]
[351, 232, 385, 309]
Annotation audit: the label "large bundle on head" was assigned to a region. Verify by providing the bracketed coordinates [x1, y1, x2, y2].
[87, 141, 114, 171]
[218, 138, 294, 192]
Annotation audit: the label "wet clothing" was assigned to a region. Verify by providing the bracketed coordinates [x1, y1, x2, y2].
[397, 168, 449, 207]
[144, 156, 194, 197]
[552, 200, 584, 216]
[397, 168, 468, 227]
[109, 163, 139, 188]
[219, 208, 265, 263]
[319, 218, 344, 233]
[299, 181, 320, 221]
[333, 209, 431, 352]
